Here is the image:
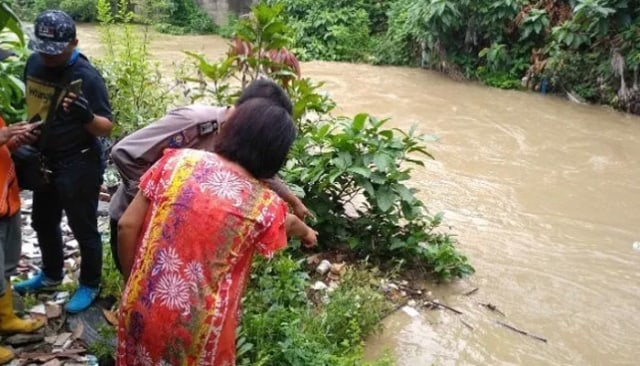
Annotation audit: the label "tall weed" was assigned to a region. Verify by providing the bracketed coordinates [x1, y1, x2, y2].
[94, 0, 174, 140]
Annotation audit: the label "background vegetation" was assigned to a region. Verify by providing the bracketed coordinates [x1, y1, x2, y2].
[253, 0, 638, 113]
[8, 0, 640, 113]
[13, 0, 216, 34]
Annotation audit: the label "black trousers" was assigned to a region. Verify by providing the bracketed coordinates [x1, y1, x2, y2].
[109, 217, 123, 274]
[32, 150, 104, 287]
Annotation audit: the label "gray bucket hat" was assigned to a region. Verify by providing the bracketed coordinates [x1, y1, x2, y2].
[28, 10, 76, 55]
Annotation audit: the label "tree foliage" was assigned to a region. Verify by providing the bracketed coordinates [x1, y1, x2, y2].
[376, 0, 640, 112]
[0, 0, 28, 123]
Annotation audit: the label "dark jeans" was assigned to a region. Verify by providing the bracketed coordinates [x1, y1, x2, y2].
[31, 149, 104, 287]
[109, 218, 123, 274]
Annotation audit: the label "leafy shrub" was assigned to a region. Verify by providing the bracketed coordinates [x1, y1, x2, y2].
[14, 0, 98, 22]
[59, 0, 98, 22]
[94, 0, 175, 140]
[283, 112, 474, 279]
[148, 0, 216, 34]
[238, 255, 393, 366]
[217, 12, 240, 39]
[266, 0, 372, 62]
[0, 0, 28, 123]
[377, 0, 640, 112]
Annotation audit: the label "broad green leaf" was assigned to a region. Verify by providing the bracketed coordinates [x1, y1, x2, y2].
[373, 153, 393, 172]
[395, 185, 415, 203]
[375, 187, 395, 212]
[389, 238, 406, 251]
[347, 166, 371, 177]
[352, 113, 367, 131]
[361, 180, 375, 196]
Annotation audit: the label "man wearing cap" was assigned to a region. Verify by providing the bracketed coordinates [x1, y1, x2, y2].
[109, 78, 310, 273]
[0, 48, 44, 365]
[13, 10, 113, 314]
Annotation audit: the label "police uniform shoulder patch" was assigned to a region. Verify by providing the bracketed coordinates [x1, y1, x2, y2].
[168, 131, 187, 148]
[198, 120, 218, 136]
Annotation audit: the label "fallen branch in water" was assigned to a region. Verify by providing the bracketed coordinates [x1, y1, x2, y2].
[496, 320, 548, 343]
[464, 288, 479, 296]
[461, 319, 474, 331]
[427, 300, 463, 315]
[480, 302, 505, 316]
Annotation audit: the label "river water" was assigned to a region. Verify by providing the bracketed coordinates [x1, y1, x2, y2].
[76, 25, 640, 366]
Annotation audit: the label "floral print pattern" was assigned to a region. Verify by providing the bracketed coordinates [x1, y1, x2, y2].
[117, 149, 288, 366]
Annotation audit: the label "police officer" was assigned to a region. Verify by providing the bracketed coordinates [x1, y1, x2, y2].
[109, 79, 309, 273]
[13, 10, 113, 314]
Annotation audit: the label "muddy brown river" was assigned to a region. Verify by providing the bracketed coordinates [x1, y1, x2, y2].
[76, 25, 640, 366]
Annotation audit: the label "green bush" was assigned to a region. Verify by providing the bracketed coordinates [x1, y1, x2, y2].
[95, 0, 175, 140]
[377, 0, 640, 112]
[217, 12, 240, 39]
[14, 0, 97, 22]
[238, 255, 393, 366]
[283, 111, 474, 279]
[60, 0, 97, 22]
[149, 0, 216, 34]
[0, 0, 28, 123]
[266, 0, 373, 62]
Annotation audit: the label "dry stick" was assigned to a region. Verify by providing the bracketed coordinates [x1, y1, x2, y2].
[496, 320, 548, 343]
[464, 288, 479, 296]
[461, 319, 474, 331]
[480, 302, 506, 317]
[426, 300, 463, 315]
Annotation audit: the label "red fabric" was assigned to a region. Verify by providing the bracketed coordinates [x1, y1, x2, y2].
[117, 149, 288, 365]
[0, 116, 20, 217]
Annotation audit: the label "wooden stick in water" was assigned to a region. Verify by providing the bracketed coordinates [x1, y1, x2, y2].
[427, 300, 463, 315]
[461, 319, 474, 331]
[464, 287, 479, 296]
[496, 320, 548, 343]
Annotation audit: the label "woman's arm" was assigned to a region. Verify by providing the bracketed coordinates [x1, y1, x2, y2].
[118, 191, 150, 281]
[285, 214, 317, 247]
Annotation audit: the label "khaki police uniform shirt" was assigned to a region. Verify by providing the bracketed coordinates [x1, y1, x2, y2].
[109, 104, 291, 221]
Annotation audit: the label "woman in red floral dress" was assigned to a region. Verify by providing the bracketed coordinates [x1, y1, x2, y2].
[116, 98, 317, 365]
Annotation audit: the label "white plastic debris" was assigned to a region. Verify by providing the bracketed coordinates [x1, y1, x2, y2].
[633, 241, 640, 251]
[28, 304, 46, 315]
[21, 241, 41, 259]
[53, 292, 70, 303]
[316, 260, 331, 275]
[65, 239, 79, 249]
[311, 281, 328, 291]
[401, 306, 420, 318]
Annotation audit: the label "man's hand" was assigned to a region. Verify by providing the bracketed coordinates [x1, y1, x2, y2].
[63, 92, 94, 124]
[0, 122, 32, 146]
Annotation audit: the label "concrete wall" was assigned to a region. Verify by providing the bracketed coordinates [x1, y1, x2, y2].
[195, 0, 255, 26]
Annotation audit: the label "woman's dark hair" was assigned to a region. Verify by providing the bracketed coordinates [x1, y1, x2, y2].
[214, 98, 296, 179]
[235, 78, 293, 115]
